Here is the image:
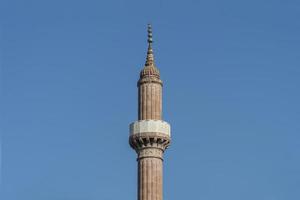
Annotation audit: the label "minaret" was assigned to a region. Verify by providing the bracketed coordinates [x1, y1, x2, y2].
[129, 24, 171, 200]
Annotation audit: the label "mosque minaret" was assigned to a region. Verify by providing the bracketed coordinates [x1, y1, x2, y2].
[129, 24, 171, 200]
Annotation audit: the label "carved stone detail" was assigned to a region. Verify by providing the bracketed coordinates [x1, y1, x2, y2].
[129, 134, 171, 152]
[138, 148, 163, 160]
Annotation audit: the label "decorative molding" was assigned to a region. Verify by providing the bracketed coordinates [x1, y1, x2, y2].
[138, 148, 163, 160]
[129, 133, 171, 153]
[138, 77, 163, 86]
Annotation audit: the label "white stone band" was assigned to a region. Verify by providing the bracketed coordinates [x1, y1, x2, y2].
[130, 120, 171, 137]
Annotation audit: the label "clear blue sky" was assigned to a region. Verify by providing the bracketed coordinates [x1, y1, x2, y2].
[1, 0, 300, 199]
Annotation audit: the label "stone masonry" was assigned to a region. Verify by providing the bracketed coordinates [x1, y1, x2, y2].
[129, 24, 171, 200]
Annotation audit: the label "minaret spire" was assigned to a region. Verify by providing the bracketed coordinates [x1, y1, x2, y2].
[145, 24, 155, 66]
[140, 24, 160, 79]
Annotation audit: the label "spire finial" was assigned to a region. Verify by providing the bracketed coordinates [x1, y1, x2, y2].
[147, 24, 153, 44]
[145, 24, 155, 66]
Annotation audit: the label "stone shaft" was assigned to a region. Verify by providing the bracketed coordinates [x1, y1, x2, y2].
[136, 75, 165, 200]
[138, 81, 162, 120]
[138, 154, 163, 200]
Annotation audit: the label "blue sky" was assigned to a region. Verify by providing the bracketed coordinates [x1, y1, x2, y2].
[1, 0, 300, 199]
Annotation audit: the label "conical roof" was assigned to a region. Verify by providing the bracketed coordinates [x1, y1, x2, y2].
[140, 24, 160, 79]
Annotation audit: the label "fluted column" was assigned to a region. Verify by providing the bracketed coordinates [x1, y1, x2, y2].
[138, 82, 162, 120]
[138, 148, 163, 200]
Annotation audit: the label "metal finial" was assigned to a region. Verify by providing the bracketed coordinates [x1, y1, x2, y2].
[145, 24, 155, 66]
[147, 24, 153, 44]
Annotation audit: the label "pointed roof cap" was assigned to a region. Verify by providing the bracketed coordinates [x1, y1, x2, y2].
[140, 24, 160, 79]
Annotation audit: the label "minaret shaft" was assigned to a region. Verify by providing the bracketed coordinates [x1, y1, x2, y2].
[138, 83, 162, 120]
[130, 24, 171, 200]
[138, 157, 163, 200]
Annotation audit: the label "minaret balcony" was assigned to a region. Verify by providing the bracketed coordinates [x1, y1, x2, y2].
[129, 120, 171, 137]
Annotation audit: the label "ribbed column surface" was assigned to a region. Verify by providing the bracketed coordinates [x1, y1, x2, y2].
[138, 83, 162, 120]
[138, 157, 163, 200]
